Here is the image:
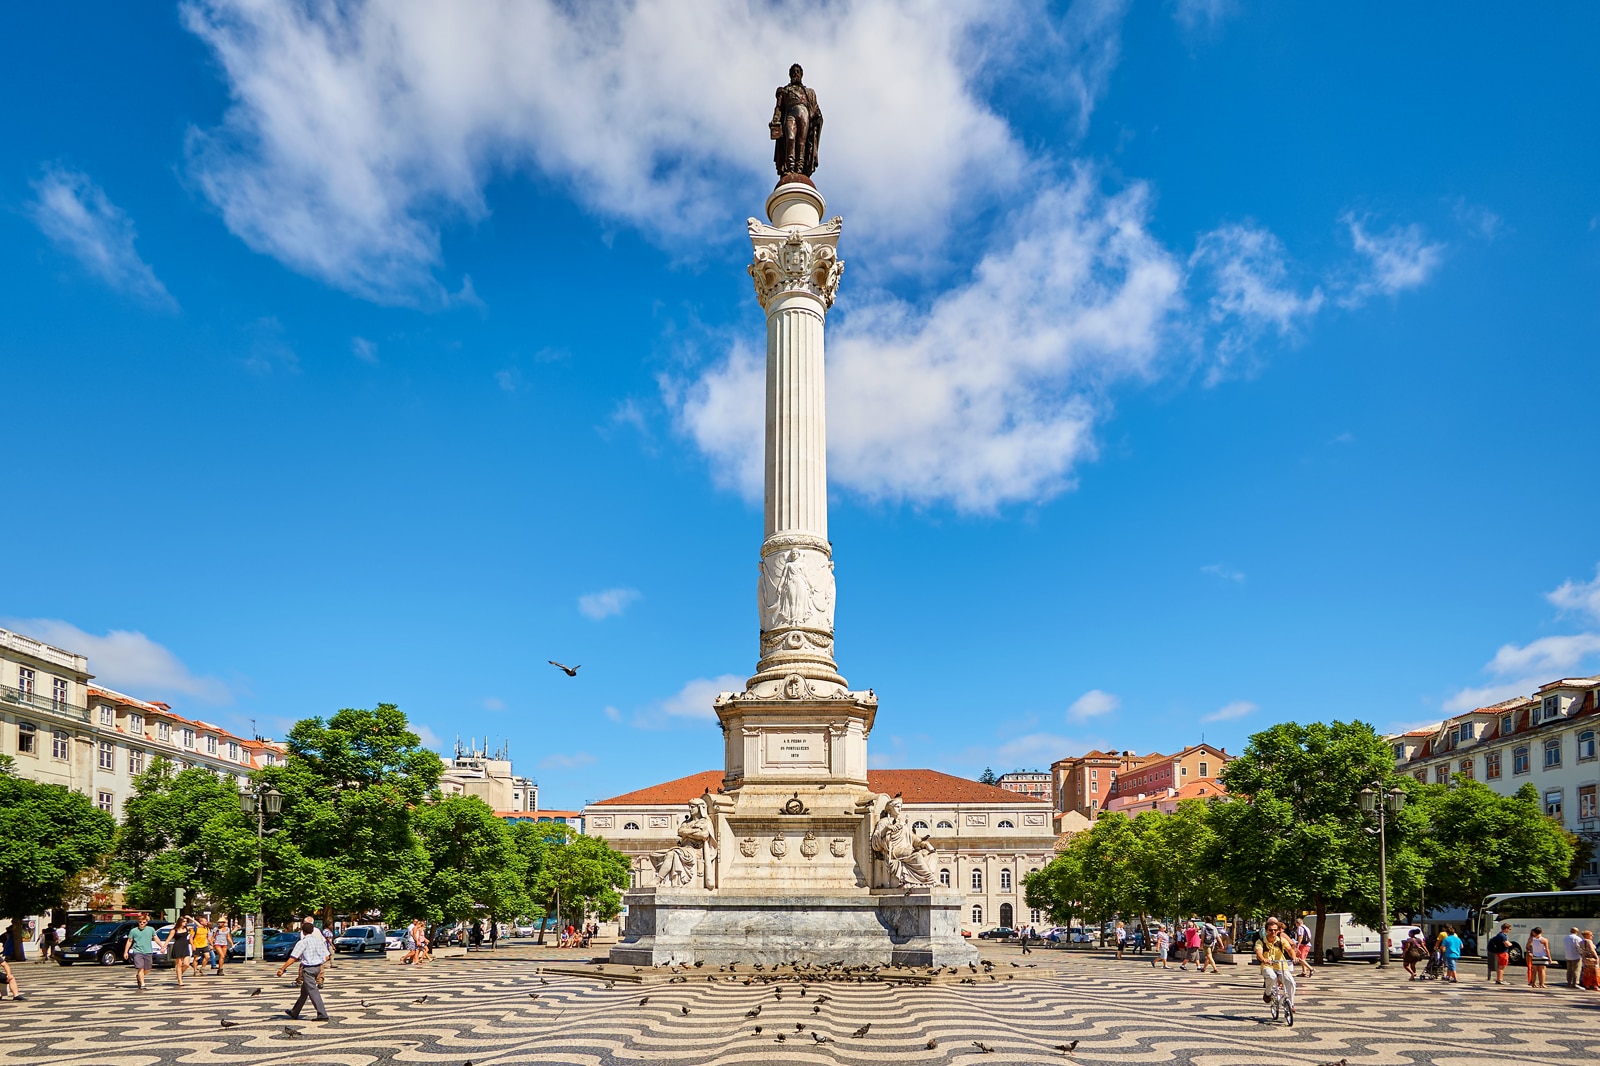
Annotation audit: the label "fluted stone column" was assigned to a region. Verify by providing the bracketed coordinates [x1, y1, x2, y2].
[745, 181, 846, 698]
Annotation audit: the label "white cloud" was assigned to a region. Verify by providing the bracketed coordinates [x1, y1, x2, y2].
[28, 167, 175, 308]
[1190, 223, 1323, 381]
[1174, 0, 1237, 33]
[996, 732, 1080, 764]
[1201, 699, 1257, 723]
[351, 336, 379, 363]
[1067, 688, 1121, 723]
[538, 751, 596, 771]
[179, 0, 1045, 304]
[1548, 564, 1600, 624]
[642, 673, 745, 725]
[603, 705, 622, 723]
[3, 618, 229, 704]
[412, 722, 443, 750]
[578, 587, 641, 621]
[1442, 682, 1531, 715]
[1201, 563, 1244, 582]
[1484, 634, 1600, 678]
[1341, 213, 1446, 303]
[676, 173, 1183, 510]
[493, 368, 521, 393]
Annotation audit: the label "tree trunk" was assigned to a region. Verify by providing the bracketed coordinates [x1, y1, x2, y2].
[1313, 893, 1327, 965]
[536, 890, 556, 946]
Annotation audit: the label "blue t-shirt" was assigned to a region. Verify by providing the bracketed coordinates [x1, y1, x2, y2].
[128, 925, 157, 953]
[1443, 934, 1462, 959]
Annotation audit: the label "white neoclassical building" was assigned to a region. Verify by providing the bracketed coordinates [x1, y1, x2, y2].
[583, 768, 1056, 933]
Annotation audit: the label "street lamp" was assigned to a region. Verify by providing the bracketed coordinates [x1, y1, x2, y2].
[1358, 782, 1406, 969]
[239, 785, 282, 962]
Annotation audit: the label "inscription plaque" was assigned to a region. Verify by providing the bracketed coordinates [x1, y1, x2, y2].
[761, 730, 827, 767]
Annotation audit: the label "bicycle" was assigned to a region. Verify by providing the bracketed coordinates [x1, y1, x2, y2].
[1267, 965, 1295, 1026]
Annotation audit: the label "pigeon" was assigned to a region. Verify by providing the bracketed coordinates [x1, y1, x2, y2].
[281, 1027, 302, 1039]
[812, 1032, 829, 1044]
[812, 1004, 821, 1014]
[753, 1026, 763, 1036]
[414, 996, 428, 1004]
[681, 1006, 691, 1016]
[247, 988, 262, 997]
[745, 1005, 762, 1018]
[605, 981, 615, 989]
[639, 997, 649, 1007]
[973, 1041, 995, 1053]
[852, 1023, 871, 1038]
[1053, 1041, 1080, 1053]
[540, 978, 550, 985]
[1314, 1061, 1348, 1066]
[219, 1018, 239, 1029]
[694, 961, 704, 968]
[926, 1038, 939, 1050]
[548, 661, 580, 676]
[795, 1022, 805, 1032]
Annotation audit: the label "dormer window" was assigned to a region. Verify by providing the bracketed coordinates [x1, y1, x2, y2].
[1500, 714, 1514, 736]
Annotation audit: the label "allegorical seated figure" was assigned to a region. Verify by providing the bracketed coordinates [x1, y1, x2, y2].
[868, 794, 937, 887]
[651, 797, 719, 889]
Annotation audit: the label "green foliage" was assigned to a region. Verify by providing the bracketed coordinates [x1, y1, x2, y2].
[0, 759, 116, 957]
[1409, 780, 1577, 910]
[513, 822, 630, 926]
[114, 758, 254, 912]
[979, 767, 997, 786]
[415, 796, 529, 923]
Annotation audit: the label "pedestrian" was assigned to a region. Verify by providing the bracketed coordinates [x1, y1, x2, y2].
[1441, 925, 1462, 983]
[0, 930, 19, 1000]
[1578, 931, 1599, 991]
[1485, 923, 1512, 985]
[1152, 923, 1171, 970]
[275, 919, 331, 1022]
[1292, 917, 1314, 978]
[163, 914, 194, 987]
[1182, 923, 1201, 971]
[36, 924, 55, 964]
[123, 915, 157, 990]
[1526, 927, 1551, 988]
[1200, 920, 1221, 974]
[1565, 927, 1584, 989]
[190, 916, 210, 978]
[1114, 920, 1126, 960]
[210, 915, 231, 976]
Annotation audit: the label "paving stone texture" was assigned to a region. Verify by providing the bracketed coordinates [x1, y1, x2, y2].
[2, 944, 1595, 1065]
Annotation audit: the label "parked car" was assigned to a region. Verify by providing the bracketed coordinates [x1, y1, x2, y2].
[977, 927, 1016, 940]
[384, 929, 407, 952]
[57, 920, 142, 966]
[333, 925, 388, 954]
[263, 931, 302, 961]
[512, 922, 537, 938]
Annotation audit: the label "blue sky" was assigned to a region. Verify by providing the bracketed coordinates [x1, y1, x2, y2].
[3, 2, 1598, 809]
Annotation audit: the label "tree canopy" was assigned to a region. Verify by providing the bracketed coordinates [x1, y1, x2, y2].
[1409, 781, 1576, 911]
[0, 756, 116, 959]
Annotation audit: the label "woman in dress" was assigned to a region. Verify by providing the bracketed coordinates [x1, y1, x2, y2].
[163, 915, 194, 987]
[1525, 927, 1551, 988]
[1578, 930, 1599, 991]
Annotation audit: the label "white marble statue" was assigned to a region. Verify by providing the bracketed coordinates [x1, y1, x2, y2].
[867, 794, 937, 887]
[651, 798, 719, 889]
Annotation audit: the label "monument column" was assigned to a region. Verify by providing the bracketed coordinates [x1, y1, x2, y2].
[746, 182, 846, 697]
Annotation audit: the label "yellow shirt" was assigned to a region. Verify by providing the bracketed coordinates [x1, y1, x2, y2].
[192, 926, 209, 949]
[1258, 934, 1292, 968]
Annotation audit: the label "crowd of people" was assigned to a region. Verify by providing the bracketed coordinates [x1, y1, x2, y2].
[1111, 917, 1234, 973]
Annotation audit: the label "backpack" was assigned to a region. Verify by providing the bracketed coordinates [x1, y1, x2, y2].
[1202, 923, 1218, 946]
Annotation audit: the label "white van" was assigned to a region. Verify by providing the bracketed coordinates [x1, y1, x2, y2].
[1311, 913, 1395, 961]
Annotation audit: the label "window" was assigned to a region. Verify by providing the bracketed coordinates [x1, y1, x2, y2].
[180, 728, 194, 749]
[1542, 695, 1560, 722]
[971, 870, 983, 891]
[1580, 731, 1596, 762]
[1457, 722, 1476, 742]
[52, 730, 69, 759]
[1486, 750, 1502, 779]
[937, 820, 953, 829]
[227, 741, 239, 761]
[98, 740, 114, 770]
[1513, 746, 1530, 774]
[1544, 738, 1562, 769]
[1500, 713, 1514, 736]
[939, 869, 951, 887]
[97, 791, 113, 813]
[1414, 770, 1426, 783]
[1199, 761, 1209, 777]
[128, 713, 143, 735]
[1090, 769, 1097, 780]
[1545, 790, 1563, 819]
[1180, 764, 1188, 777]
[1580, 785, 1597, 821]
[1435, 765, 1449, 784]
[1458, 758, 1473, 780]
[997, 819, 1014, 828]
[157, 722, 170, 742]
[98, 704, 114, 727]
[205, 735, 217, 755]
[1090, 779, 1098, 793]
[17, 667, 34, 697]
[1392, 743, 1405, 760]
[16, 722, 35, 755]
[52, 677, 68, 708]
[913, 820, 930, 832]
[971, 905, 983, 925]
[1030, 909, 1042, 925]
[999, 869, 1012, 891]
[264, 752, 277, 766]
[623, 821, 640, 830]
[129, 749, 145, 775]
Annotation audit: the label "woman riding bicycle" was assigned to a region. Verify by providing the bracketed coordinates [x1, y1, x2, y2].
[1255, 917, 1298, 1023]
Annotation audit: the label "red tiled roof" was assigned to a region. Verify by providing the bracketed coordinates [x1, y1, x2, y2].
[592, 768, 1048, 807]
[1173, 781, 1227, 801]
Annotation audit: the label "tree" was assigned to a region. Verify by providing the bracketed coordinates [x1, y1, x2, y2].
[0, 756, 116, 959]
[1220, 720, 1416, 953]
[979, 767, 997, 786]
[114, 758, 254, 913]
[513, 822, 628, 941]
[415, 796, 529, 930]
[1411, 781, 1576, 912]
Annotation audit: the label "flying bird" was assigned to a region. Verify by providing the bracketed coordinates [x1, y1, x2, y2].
[548, 661, 581, 677]
[851, 1023, 871, 1038]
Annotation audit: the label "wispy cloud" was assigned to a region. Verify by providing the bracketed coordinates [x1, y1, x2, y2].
[1548, 563, 1600, 623]
[351, 336, 379, 364]
[3, 618, 230, 704]
[627, 673, 744, 728]
[493, 368, 521, 393]
[578, 587, 640, 621]
[412, 722, 443, 750]
[1341, 213, 1446, 304]
[1201, 563, 1245, 582]
[1444, 564, 1600, 711]
[241, 316, 299, 374]
[1173, 0, 1237, 33]
[1190, 223, 1323, 382]
[538, 751, 596, 771]
[28, 167, 175, 308]
[1201, 699, 1257, 723]
[996, 732, 1079, 764]
[1066, 689, 1120, 723]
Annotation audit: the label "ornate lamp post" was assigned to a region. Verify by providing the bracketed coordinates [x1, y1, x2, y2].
[1358, 783, 1406, 968]
[239, 785, 282, 962]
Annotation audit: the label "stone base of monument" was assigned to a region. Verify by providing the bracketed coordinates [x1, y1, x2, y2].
[609, 886, 979, 968]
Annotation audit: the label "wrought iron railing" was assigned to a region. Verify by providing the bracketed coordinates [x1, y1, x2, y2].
[0, 683, 89, 722]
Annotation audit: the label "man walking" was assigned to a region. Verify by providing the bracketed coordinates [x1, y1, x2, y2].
[1486, 923, 1512, 985]
[1200, 920, 1221, 974]
[1114, 921, 1126, 959]
[1293, 918, 1315, 978]
[275, 919, 331, 1022]
[1567, 928, 1585, 988]
[122, 915, 157, 991]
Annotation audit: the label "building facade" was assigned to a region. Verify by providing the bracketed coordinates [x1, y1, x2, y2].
[1104, 744, 1231, 813]
[995, 770, 1052, 805]
[1389, 675, 1600, 885]
[583, 769, 1056, 933]
[1051, 750, 1146, 823]
[439, 740, 538, 812]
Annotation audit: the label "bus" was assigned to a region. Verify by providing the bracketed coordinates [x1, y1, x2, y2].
[1477, 890, 1600, 963]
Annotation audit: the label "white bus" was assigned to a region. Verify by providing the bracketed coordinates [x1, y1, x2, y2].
[1478, 890, 1600, 963]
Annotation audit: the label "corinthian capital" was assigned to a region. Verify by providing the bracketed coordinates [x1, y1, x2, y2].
[747, 216, 844, 311]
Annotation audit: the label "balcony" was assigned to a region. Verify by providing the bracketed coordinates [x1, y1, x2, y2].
[0, 684, 90, 723]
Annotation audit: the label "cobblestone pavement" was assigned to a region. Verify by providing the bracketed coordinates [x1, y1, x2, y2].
[1, 944, 1596, 1065]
